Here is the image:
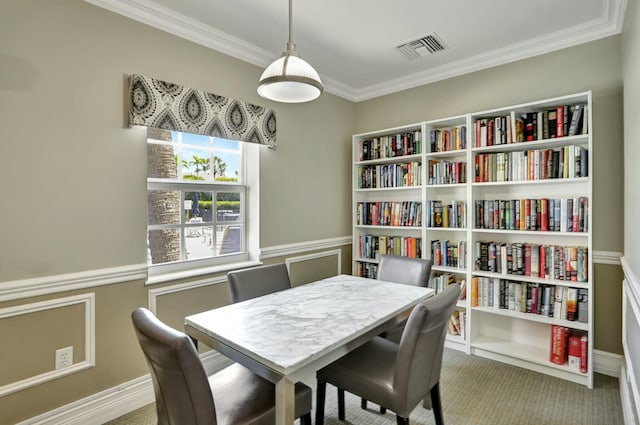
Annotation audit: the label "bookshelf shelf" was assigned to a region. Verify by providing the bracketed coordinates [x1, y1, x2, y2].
[471, 335, 589, 381]
[432, 265, 467, 274]
[355, 186, 421, 193]
[352, 91, 592, 387]
[471, 177, 588, 187]
[471, 306, 589, 330]
[471, 134, 588, 154]
[471, 270, 589, 287]
[471, 229, 588, 237]
[354, 153, 422, 166]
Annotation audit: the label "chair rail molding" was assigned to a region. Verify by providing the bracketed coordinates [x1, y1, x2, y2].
[260, 236, 351, 259]
[0, 264, 147, 302]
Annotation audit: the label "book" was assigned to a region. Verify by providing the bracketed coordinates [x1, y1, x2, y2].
[577, 288, 589, 323]
[550, 325, 569, 365]
[568, 332, 582, 371]
[580, 335, 588, 373]
[566, 287, 578, 321]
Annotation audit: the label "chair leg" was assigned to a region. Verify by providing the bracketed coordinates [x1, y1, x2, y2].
[337, 388, 346, 420]
[316, 380, 326, 425]
[361, 397, 367, 409]
[396, 415, 410, 425]
[430, 382, 444, 425]
[300, 412, 312, 425]
[380, 406, 387, 414]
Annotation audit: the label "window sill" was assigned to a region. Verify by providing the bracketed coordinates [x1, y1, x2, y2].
[145, 260, 262, 285]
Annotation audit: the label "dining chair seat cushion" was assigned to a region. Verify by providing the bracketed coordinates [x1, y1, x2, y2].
[317, 336, 399, 412]
[211, 363, 312, 425]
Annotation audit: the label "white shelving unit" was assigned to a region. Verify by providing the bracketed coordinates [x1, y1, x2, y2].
[352, 91, 593, 387]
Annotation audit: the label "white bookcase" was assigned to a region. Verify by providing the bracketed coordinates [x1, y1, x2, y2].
[352, 91, 593, 387]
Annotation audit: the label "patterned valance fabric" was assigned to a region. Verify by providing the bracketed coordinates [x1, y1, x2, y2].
[128, 74, 277, 149]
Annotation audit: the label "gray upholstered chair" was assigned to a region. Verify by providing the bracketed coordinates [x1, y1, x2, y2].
[315, 283, 460, 425]
[227, 263, 291, 303]
[131, 307, 312, 425]
[376, 255, 433, 343]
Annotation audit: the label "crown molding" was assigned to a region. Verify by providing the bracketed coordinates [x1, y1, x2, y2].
[85, 0, 627, 103]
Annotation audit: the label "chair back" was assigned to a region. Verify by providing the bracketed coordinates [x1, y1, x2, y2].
[377, 255, 432, 287]
[227, 263, 291, 303]
[393, 284, 460, 414]
[131, 308, 217, 425]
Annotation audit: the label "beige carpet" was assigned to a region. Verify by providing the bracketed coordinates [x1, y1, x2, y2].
[105, 348, 623, 425]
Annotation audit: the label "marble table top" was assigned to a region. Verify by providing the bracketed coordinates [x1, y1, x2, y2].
[185, 274, 433, 376]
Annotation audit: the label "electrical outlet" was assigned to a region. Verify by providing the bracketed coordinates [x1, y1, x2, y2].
[55, 346, 73, 370]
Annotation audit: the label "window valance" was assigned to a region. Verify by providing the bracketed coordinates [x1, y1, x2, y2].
[128, 74, 277, 149]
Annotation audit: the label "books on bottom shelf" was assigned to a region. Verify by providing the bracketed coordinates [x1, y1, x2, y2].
[448, 309, 466, 340]
[550, 325, 588, 373]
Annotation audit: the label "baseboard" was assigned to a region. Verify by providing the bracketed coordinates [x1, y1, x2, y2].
[594, 349, 624, 378]
[16, 351, 232, 425]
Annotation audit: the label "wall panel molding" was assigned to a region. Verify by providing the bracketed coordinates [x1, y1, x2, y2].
[15, 351, 230, 425]
[285, 249, 342, 276]
[147, 276, 227, 313]
[0, 264, 147, 302]
[0, 293, 96, 397]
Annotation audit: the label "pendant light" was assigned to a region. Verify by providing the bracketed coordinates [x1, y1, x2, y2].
[257, 0, 323, 103]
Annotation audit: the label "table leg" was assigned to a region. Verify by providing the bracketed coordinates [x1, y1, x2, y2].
[275, 377, 295, 425]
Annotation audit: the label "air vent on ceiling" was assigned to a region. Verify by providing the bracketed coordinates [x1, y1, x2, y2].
[396, 33, 447, 60]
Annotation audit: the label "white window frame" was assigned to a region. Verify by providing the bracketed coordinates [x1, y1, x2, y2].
[146, 135, 261, 285]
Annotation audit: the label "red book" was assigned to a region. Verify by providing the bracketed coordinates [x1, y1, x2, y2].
[541, 198, 549, 231]
[524, 244, 532, 276]
[550, 325, 569, 365]
[540, 245, 547, 279]
[556, 106, 564, 137]
[580, 335, 588, 373]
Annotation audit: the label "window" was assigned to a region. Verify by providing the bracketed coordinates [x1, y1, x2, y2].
[146, 128, 259, 280]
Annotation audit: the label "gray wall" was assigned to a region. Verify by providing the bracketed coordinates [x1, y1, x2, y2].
[0, 0, 354, 283]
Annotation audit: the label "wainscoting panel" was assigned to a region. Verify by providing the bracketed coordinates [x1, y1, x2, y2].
[286, 249, 342, 285]
[0, 293, 95, 397]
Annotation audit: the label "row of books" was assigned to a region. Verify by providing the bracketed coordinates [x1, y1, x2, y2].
[356, 201, 423, 227]
[474, 242, 588, 282]
[354, 261, 378, 279]
[425, 200, 467, 228]
[471, 277, 588, 323]
[551, 326, 588, 372]
[429, 125, 467, 152]
[474, 145, 588, 183]
[430, 273, 466, 294]
[357, 162, 422, 189]
[474, 103, 588, 147]
[474, 198, 588, 233]
[427, 159, 467, 185]
[431, 240, 467, 269]
[358, 131, 422, 161]
[357, 235, 422, 260]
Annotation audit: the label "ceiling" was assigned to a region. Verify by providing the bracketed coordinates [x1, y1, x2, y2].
[87, 0, 627, 102]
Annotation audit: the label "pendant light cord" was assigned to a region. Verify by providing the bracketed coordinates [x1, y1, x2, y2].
[286, 0, 295, 53]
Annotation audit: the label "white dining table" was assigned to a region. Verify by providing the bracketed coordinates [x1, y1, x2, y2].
[184, 274, 434, 425]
